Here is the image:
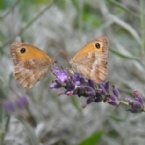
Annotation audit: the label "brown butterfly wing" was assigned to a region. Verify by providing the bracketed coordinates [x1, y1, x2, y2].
[14, 60, 51, 88]
[71, 37, 108, 84]
[11, 42, 53, 88]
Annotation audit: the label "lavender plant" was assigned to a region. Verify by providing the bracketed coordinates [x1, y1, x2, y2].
[3, 95, 28, 114]
[49, 67, 144, 113]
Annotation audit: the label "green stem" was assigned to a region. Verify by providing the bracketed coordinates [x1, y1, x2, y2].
[119, 101, 129, 106]
[106, 0, 138, 18]
[4, 115, 10, 133]
[0, 0, 20, 20]
[0, 111, 10, 145]
[18, 117, 39, 145]
[140, 0, 145, 64]
[0, 131, 4, 145]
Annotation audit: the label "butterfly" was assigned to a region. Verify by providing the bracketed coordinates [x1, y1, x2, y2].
[70, 36, 108, 84]
[11, 42, 54, 89]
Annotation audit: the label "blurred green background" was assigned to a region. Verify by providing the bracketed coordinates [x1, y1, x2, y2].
[0, 0, 145, 145]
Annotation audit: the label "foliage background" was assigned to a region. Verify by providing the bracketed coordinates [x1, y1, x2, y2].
[0, 0, 145, 145]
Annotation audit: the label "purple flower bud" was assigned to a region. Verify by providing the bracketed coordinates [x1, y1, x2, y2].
[133, 90, 144, 104]
[16, 96, 28, 108]
[107, 94, 119, 106]
[49, 83, 58, 89]
[79, 77, 87, 85]
[72, 73, 80, 82]
[78, 86, 96, 97]
[83, 96, 100, 108]
[127, 101, 144, 113]
[133, 90, 141, 97]
[88, 80, 96, 89]
[53, 67, 60, 74]
[49, 80, 64, 89]
[125, 98, 133, 103]
[74, 81, 81, 86]
[86, 97, 94, 104]
[101, 82, 109, 92]
[57, 72, 68, 82]
[99, 85, 107, 95]
[112, 86, 120, 98]
[3, 102, 14, 113]
[125, 90, 144, 113]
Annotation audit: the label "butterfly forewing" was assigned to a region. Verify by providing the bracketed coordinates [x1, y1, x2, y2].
[70, 37, 108, 84]
[11, 42, 54, 88]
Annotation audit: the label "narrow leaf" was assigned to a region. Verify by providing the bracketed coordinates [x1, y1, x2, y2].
[110, 49, 139, 61]
[78, 131, 103, 145]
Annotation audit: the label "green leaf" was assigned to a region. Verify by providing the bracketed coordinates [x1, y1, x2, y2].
[110, 49, 139, 61]
[72, 0, 79, 11]
[19, 117, 39, 145]
[36, 0, 50, 5]
[106, 0, 137, 17]
[0, 0, 16, 10]
[70, 97, 82, 113]
[109, 115, 125, 122]
[54, 0, 66, 10]
[78, 131, 103, 145]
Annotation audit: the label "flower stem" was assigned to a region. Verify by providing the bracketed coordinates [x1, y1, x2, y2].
[119, 100, 129, 106]
[18, 117, 39, 145]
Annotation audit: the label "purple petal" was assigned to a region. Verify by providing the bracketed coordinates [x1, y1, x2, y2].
[16, 96, 28, 108]
[109, 93, 117, 101]
[99, 85, 107, 95]
[53, 67, 60, 74]
[49, 80, 62, 89]
[57, 72, 68, 82]
[78, 86, 96, 97]
[133, 90, 144, 104]
[112, 87, 120, 98]
[72, 74, 80, 82]
[128, 101, 144, 113]
[107, 94, 119, 106]
[86, 97, 94, 104]
[88, 80, 96, 89]
[79, 77, 87, 84]
[133, 90, 141, 97]
[125, 98, 133, 103]
[102, 82, 109, 92]
[3, 102, 14, 112]
[74, 81, 81, 86]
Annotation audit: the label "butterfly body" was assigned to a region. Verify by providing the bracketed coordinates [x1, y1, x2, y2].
[70, 37, 108, 84]
[11, 42, 54, 88]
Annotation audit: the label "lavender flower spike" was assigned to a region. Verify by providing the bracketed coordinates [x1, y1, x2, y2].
[3, 102, 14, 113]
[16, 95, 29, 108]
[50, 67, 111, 107]
[125, 90, 144, 113]
[51, 67, 145, 111]
[3, 95, 29, 113]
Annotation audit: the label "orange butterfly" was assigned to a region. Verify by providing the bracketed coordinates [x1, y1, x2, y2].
[11, 42, 55, 89]
[70, 36, 108, 84]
